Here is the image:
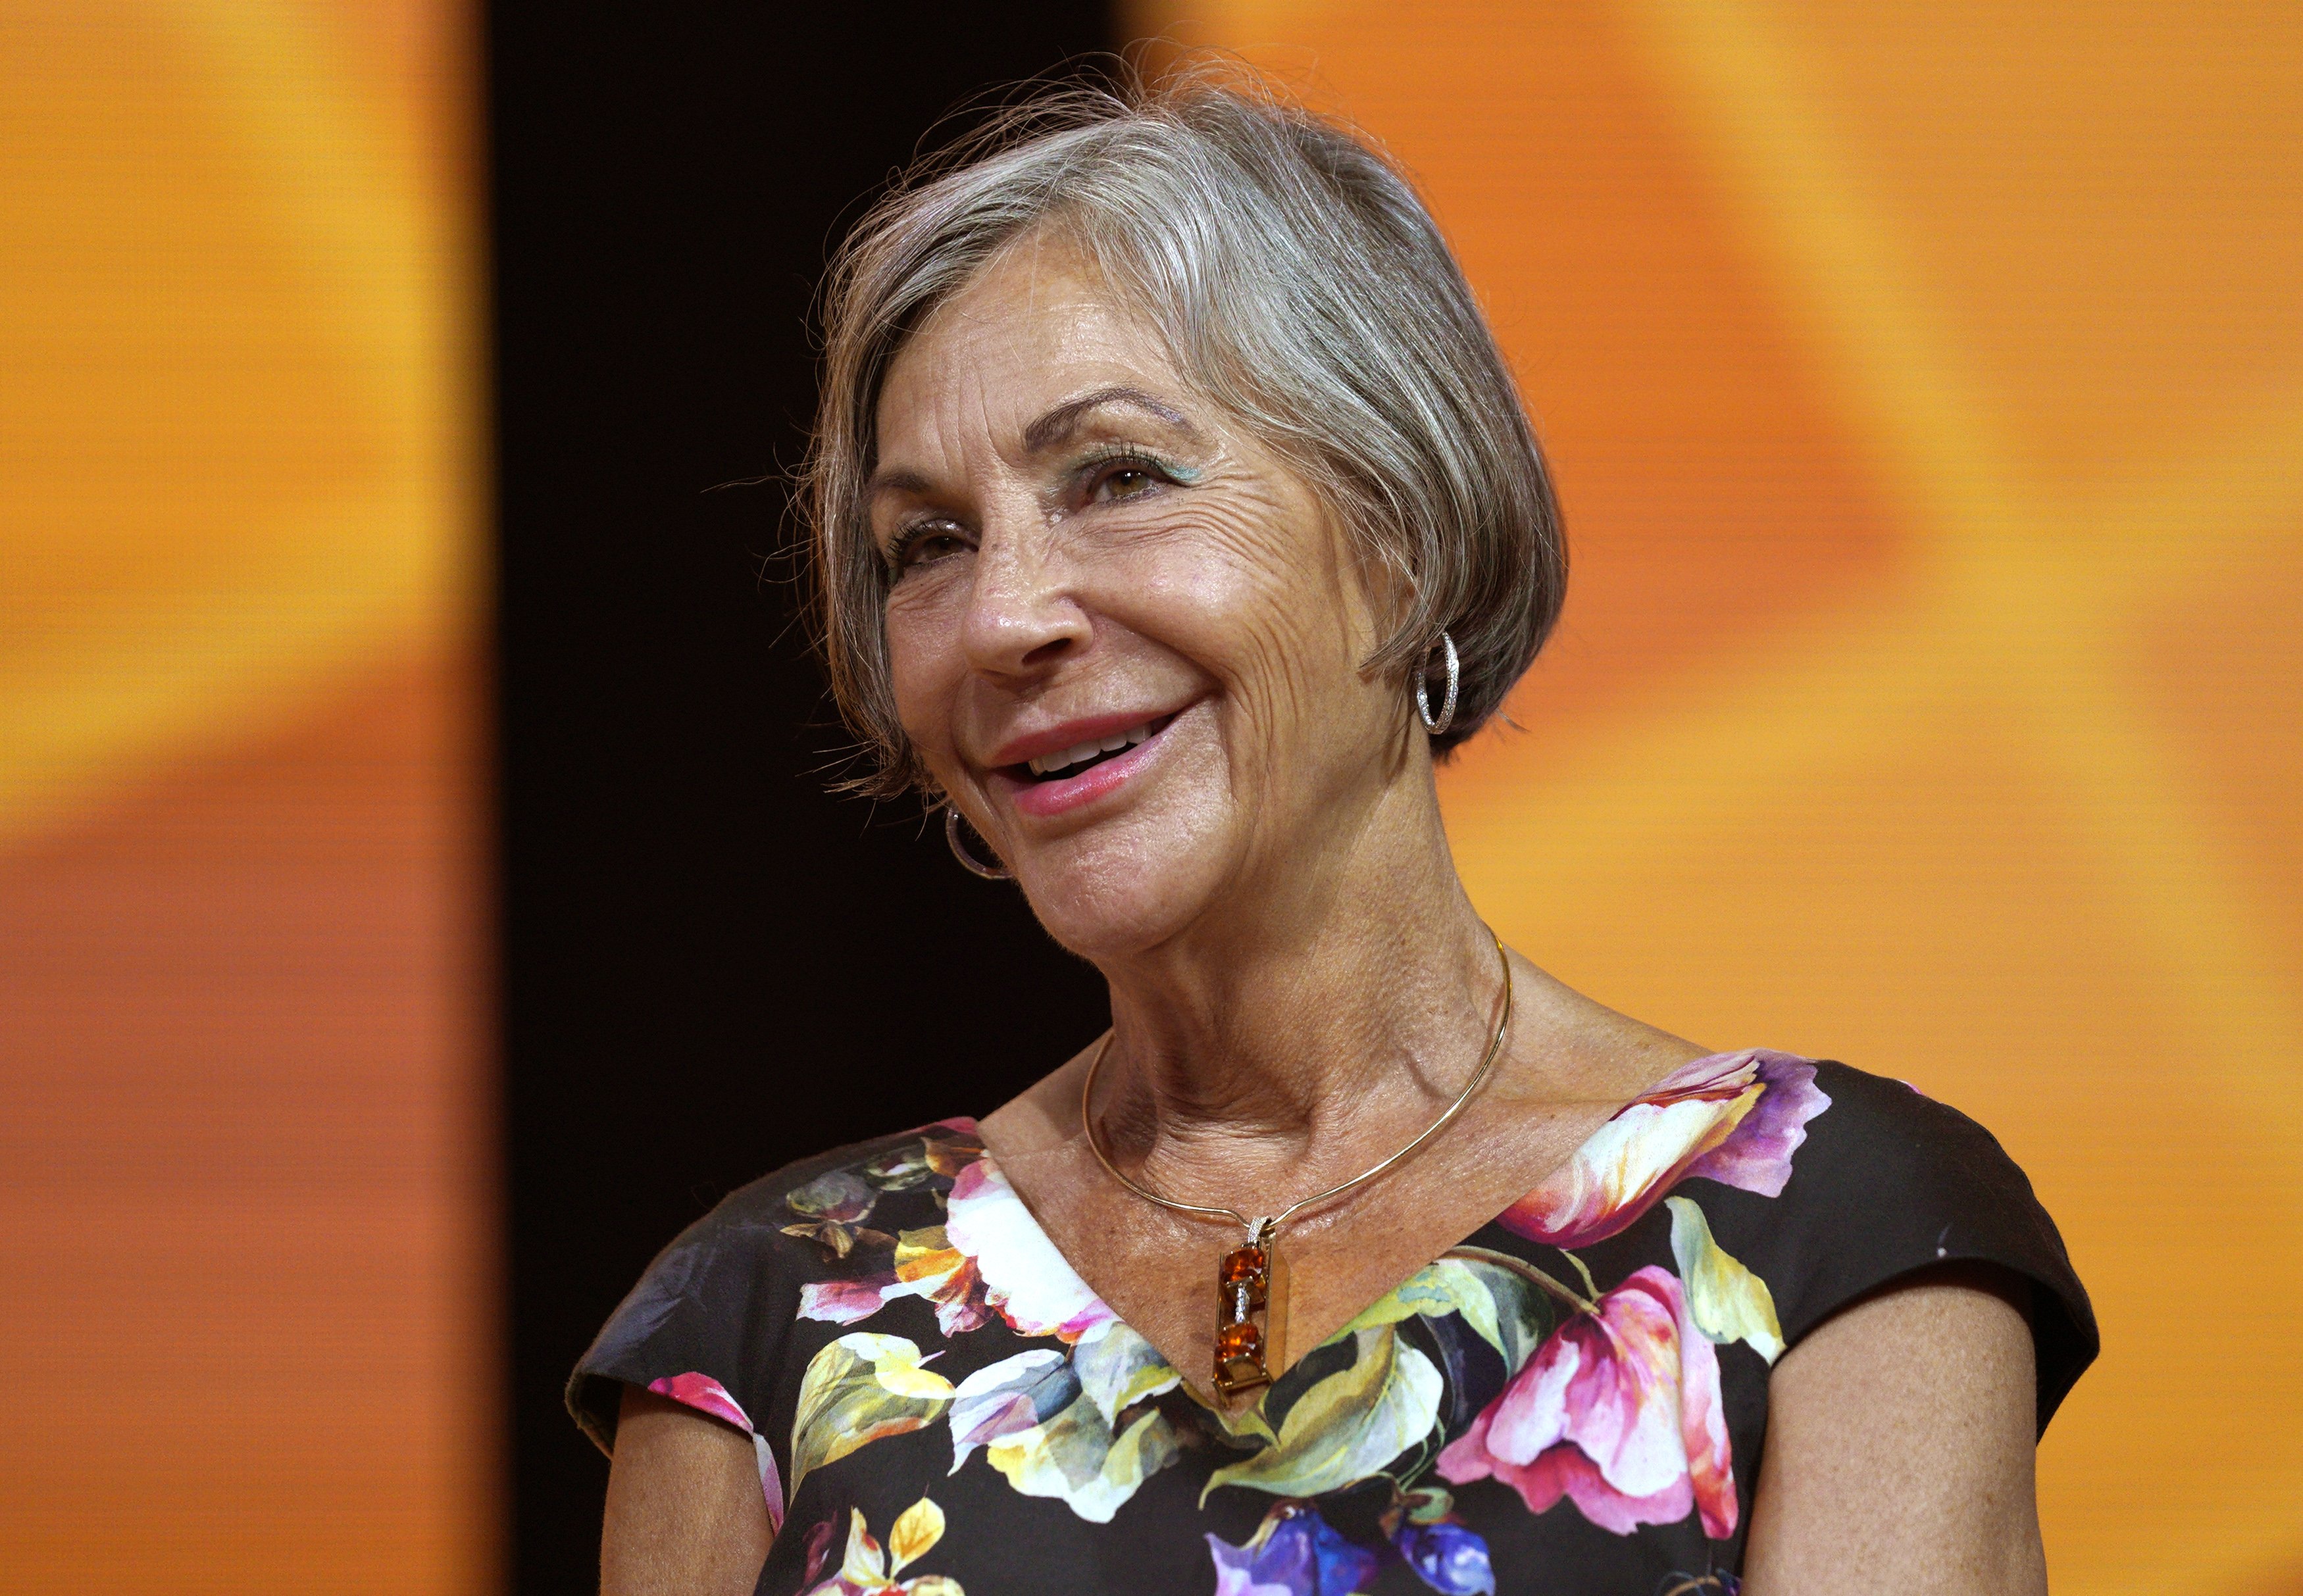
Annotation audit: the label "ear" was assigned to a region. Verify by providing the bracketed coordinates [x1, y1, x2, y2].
[1339, 532, 1421, 682]
[1308, 495, 1409, 663]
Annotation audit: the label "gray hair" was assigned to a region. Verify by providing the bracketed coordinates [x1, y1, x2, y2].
[804, 66, 1565, 798]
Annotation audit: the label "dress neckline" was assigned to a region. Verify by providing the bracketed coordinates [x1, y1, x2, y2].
[936, 1047, 1783, 1403]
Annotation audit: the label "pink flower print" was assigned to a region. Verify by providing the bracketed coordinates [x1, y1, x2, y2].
[796, 1230, 996, 1338]
[942, 1159, 1115, 1343]
[647, 1371, 751, 1432]
[799, 1275, 906, 1326]
[1500, 1051, 1829, 1249]
[1436, 1266, 1736, 1540]
[802, 1157, 1113, 1345]
[644, 1372, 788, 1534]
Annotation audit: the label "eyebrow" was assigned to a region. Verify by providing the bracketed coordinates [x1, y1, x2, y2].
[865, 386, 1199, 504]
[868, 468, 934, 501]
[1021, 386, 1198, 452]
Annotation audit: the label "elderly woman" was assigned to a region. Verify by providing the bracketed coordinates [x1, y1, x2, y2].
[569, 76, 2093, 1596]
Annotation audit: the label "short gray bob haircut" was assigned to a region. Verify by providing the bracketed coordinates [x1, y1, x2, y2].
[805, 65, 1565, 799]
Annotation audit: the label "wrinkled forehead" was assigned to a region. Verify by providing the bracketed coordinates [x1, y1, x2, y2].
[873, 232, 1198, 469]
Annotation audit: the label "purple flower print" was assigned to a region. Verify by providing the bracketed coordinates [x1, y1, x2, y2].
[1205, 1503, 1381, 1596]
[1500, 1051, 1829, 1249]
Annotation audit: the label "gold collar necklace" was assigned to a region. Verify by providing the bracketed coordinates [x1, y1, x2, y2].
[1078, 930, 1513, 1397]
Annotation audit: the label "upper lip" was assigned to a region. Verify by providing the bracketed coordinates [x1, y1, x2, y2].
[986, 705, 1186, 770]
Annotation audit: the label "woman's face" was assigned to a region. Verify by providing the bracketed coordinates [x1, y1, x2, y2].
[872, 234, 1410, 959]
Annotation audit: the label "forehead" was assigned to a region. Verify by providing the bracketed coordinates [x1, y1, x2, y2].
[876, 234, 1185, 449]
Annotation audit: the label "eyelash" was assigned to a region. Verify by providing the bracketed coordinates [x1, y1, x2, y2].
[882, 451, 1190, 578]
[1075, 447, 1184, 500]
[884, 522, 962, 577]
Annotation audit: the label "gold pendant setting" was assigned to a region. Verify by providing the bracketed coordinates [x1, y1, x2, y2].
[1215, 1218, 1282, 1397]
[1076, 928, 1514, 1405]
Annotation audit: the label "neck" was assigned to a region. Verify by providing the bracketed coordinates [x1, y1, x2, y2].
[1086, 763, 1504, 1214]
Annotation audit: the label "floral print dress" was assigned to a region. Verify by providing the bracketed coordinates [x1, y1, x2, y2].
[570, 1053, 2095, 1595]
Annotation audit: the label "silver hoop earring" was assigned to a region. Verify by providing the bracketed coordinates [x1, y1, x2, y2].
[1415, 630, 1459, 736]
[944, 806, 1011, 880]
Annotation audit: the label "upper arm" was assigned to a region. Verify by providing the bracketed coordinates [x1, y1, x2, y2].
[1743, 1263, 2045, 1596]
[601, 1385, 773, 1596]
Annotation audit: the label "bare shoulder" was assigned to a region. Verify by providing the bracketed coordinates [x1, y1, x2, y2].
[1493, 949, 1711, 1109]
[1747, 1262, 2045, 1595]
[978, 1035, 1101, 1163]
[602, 1387, 770, 1596]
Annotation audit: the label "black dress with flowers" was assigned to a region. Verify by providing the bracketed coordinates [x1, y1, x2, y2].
[569, 1054, 2095, 1596]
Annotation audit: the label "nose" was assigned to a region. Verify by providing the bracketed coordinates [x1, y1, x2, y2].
[959, 516, 1089, 682]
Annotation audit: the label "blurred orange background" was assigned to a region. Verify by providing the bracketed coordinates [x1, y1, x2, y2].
[0, 3, 492, 1591]
[3, 1, 2297, 1592]
[1130, 3, 2302, 1593]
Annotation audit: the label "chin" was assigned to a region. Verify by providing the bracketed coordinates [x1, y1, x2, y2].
[1009, 807, 1236, 962]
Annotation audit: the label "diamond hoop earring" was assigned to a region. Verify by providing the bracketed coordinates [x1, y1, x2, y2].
[1415, 630, 1459, 736]
[944, 805, 1011, 880]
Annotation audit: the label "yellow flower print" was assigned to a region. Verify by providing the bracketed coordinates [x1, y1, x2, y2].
[804, 1497, 963, 1596]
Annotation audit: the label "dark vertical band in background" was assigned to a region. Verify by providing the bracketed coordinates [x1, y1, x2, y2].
[487, 7, 1116, 1585]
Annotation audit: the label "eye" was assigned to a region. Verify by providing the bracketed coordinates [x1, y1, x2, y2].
[886, 523, 971, 578]
[1087, 456, 1172, 503]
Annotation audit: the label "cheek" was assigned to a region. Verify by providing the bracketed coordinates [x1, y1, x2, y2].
[1128, 496, 1369, 705]
[882, 586, 967, 760]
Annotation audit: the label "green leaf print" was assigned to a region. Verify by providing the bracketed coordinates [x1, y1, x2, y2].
[1201, 1326, 1444, 1503]
[1350, 1257, 1559, 1376]
[790, 1332, 955, 1492]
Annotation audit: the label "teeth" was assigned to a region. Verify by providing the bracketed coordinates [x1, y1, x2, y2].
[1027, 719, 1161, 777]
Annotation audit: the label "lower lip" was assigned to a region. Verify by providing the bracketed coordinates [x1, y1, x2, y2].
[999, 719, 1175, 820]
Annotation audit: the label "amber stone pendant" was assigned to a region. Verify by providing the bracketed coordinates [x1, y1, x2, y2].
[1214, 1222, 1283, 1397]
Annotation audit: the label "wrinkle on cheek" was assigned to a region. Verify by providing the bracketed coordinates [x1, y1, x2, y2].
[884, 582, 971, 784]
[1080, 478, 1377, 857]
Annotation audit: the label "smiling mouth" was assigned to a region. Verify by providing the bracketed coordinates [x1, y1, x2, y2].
[1013, 714, 1176, 782]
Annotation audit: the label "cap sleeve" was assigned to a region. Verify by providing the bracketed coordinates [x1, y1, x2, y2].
[565, 1183, 793, 1455]
[1738, 1061, 2098, 1431]
[563, 1151, 864, 1537]
[565, 1125, 984, 1538]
